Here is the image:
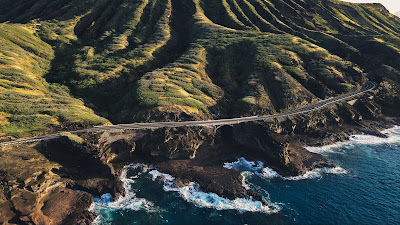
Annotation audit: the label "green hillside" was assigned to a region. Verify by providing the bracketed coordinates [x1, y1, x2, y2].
[0, 0, 399, 137]
[0, 23, 109, 137]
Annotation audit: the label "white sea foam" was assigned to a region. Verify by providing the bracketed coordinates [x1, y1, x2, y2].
[260, 167, 281, 179]
[224, 157, 346, 181]
[91, 162, 280, 221]
[223, 157, 281, 179]
[148, 169, 281, 214]
[241, 174, 251, 190]
[89, 164, 156, 225]
[284, 167, 347, 181]
[307, 126, 400, 154]
[93, 193, 113, 204]
[223, 157, 264, 172]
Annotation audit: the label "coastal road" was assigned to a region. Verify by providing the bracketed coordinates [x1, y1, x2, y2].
[0, 81, 377, 147]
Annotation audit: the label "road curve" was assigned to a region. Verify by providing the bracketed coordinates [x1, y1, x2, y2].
[0, 82, 377, 147]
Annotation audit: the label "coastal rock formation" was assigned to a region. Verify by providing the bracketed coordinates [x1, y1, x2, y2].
[0, 144, 96, 224]
[1, 0, 400, 224]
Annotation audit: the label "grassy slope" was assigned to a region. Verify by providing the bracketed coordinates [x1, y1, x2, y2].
[0, 0, 399, 136]
[0, 23, 109, 138]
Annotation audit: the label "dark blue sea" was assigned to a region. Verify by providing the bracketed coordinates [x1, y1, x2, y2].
[90, 126, 400, 225]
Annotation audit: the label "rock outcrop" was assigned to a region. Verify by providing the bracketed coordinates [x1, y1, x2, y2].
[1, 0, 400, 224]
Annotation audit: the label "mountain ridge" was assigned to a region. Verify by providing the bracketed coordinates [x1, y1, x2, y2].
[0, 0, 400, 224]
[1, 0, 399, 132]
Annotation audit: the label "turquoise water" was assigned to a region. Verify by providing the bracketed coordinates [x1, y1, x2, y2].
[90, 126, 400, 225]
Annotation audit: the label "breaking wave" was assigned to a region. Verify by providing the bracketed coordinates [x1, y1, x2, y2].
[224, 157, 347, 181]
[89, 164, 156, 225]
[90, 163, 281, 223]
[284, 167, 347, 180]
[148, 169, 281, 213]
[307, 126, 400, 154]
[223, 157, 280, 179]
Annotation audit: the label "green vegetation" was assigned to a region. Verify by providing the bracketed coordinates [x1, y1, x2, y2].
[60, 132, 84, 144]
[0, 24, 109, 137]
[0, 0, 400, 136]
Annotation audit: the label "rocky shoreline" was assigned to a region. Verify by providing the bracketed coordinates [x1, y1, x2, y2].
[1, 0, 400, 223]
[1, 114, 398, 224]
[1, 83, 399, 224]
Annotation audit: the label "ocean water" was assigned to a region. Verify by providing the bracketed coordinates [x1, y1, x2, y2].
[90, 126, 400, 225]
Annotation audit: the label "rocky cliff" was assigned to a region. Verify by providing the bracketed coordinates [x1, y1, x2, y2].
[1, 0, 400, 224]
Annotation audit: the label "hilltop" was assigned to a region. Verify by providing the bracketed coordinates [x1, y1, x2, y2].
[0, 0, 400, 224]
[1, 0, 400, 133]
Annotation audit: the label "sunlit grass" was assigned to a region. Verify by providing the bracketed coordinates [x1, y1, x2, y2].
[1, 0, 399, 126]
[0, 23, 109, 138]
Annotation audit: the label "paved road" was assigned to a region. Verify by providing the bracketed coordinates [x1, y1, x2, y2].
[0, 81, 377, 147]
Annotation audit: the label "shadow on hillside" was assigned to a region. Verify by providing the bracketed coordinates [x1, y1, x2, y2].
[43, 0, 196, 124]
[36, 138, 115, 187]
